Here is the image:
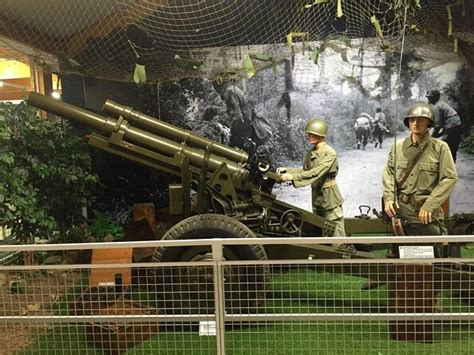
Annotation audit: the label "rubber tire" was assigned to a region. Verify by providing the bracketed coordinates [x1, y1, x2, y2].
[151, 214, 268, 315]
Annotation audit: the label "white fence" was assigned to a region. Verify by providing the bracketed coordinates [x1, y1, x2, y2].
[1, 236, 474, 354]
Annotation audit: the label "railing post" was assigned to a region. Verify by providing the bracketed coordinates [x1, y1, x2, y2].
[212, 240, 225, 355]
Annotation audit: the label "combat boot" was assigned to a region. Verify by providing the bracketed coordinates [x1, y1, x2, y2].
[375, 142, 378, 148]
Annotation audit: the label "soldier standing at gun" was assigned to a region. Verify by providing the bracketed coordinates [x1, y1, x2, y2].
[373, 107, 389, 149]
[383, 103, 457, 246]
[277, 118, 345, 237]
[426, 89, 463, 162]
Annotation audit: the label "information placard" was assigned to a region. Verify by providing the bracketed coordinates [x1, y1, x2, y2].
[399, 246, 434, 259]
[199, 321, 216, 336]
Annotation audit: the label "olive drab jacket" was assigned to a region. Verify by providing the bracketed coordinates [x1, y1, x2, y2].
[382, 133, 458, 219]
[286, 143, 344, 211]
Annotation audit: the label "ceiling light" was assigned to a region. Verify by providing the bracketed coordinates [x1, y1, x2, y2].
[51, 91, 61, 100]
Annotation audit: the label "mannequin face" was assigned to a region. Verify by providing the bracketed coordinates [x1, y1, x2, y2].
[408, 116, 430, 136]
[306, 133, 324, 145]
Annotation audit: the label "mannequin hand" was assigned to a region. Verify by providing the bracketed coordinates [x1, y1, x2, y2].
[384, 200, 399, 218]
[418, 208, 432, 225]
[280, 173, 294, 182]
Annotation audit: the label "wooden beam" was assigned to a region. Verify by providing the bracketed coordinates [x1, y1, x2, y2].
[0, 77, 33, 101]
[66, 0, 169, 57]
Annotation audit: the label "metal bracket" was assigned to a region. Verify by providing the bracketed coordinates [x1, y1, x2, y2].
[196, 145, 213, 213]
[109, 116, 128, 145]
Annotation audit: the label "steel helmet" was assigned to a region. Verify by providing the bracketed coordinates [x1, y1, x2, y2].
[403, 103, 436, 128]
[304, 118, 328, 137]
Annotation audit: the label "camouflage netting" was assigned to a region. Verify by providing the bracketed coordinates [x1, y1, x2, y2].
[0, 0, 473, 83]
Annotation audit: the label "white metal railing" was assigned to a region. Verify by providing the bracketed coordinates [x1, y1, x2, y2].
[1, 236, 474, 354]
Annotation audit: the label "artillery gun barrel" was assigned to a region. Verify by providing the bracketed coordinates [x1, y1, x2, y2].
[103, 100, 248, 165]
[27, 92, 249, 180]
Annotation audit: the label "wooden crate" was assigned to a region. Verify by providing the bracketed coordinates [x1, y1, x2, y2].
[389, 264, 435, 343]
[89, 248, 133, 288]
[84, 299, 159, 354]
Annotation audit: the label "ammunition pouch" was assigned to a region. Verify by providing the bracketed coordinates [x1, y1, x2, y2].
[397, 193, 428, 211]
[397, 193, 413, 205]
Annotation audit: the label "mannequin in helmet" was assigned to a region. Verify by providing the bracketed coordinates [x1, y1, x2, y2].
[426, 89, 462, 162]
[382, 103, 457, 248]
[277, 118, 345, 237]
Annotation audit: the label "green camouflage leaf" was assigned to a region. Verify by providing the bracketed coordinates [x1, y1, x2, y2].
[243, 55, 256, 79]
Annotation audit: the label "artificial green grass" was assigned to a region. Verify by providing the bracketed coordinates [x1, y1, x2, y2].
[26, 321, 474, 354]
[24, 265, 474, 354]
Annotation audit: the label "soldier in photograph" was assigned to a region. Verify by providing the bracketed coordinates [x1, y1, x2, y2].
[213, 80, 255, 154]
[373, 107, 389, 149]
[383, 102, 457, 245]
[277, 118, 345, 237]
[426, 89, 463, 162]
[213, 80, 272, 157]
[354, 114, 372, 150]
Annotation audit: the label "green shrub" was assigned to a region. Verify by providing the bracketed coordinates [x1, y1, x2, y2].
[86, 209, 124, 241]
[0, 101, 97, 245]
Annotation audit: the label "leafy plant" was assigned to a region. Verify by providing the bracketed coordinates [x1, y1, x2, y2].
[0, 101, 97, 249]
[86, 209, 124, 242]
[444, 64, 474, 152]
[467, 127, 474, 154]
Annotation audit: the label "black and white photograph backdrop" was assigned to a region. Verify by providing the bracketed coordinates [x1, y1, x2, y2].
[3, 0, 473, 219]
[155, 37, 474, 218]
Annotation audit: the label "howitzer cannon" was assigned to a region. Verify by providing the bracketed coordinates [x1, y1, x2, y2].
[26, 92, 474, 315]
[27, 92, 371, 248]
[27, 92, 383, 314]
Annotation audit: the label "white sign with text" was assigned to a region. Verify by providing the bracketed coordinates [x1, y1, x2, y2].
[399, 245, 434, 259]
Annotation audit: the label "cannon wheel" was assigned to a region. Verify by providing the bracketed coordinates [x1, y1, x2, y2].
[151, 214, 268, 315]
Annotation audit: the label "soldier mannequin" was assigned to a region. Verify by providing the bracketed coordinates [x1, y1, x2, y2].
[426, 89, 463, 162]
[383, 103, 457, 244]
[278, 118, 346, 237]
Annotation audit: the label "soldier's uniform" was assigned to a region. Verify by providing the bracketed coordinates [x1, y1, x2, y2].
[431, 100, 462, 162]
[286, 142, 345, 237]
[373, 109, 388, 148]
[214, 82, 254, 152]
[382, 103, 458, 241]
[426, 89, 462, 162]
[354, 115, 371, 150]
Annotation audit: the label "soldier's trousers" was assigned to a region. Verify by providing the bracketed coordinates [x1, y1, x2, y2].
[315, 206, 346, 237]
[443, 125, 462, 162]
